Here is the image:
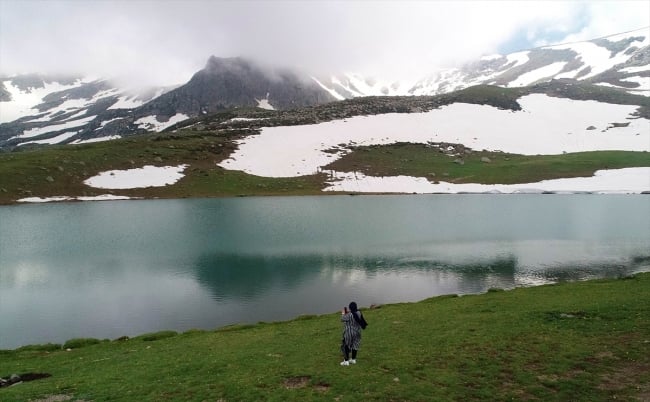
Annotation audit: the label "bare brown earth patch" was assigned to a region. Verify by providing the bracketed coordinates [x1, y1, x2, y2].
[283, 375, 311, 389]
[282, 375, 330, 392]
[29, 395, 90, 402]
[598, 362, 650, 400]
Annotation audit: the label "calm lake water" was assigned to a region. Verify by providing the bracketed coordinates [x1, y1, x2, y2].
[1, 195, 649, 349]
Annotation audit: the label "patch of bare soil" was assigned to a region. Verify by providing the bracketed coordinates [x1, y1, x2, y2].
[282, 376, 330, 392]
[598, 362, 650, 401]
[283, 376, 311, 389]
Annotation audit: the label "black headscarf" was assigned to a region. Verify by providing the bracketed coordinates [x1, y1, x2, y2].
[348, 302, 368, 329]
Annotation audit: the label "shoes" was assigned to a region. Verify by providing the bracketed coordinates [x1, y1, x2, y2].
[349, 359, 356, 364]
[340, 360, 349, 366]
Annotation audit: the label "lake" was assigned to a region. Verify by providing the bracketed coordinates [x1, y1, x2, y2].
[1, 195, 649, 349]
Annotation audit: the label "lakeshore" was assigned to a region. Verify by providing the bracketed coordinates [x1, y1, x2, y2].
[2, 273, 649, 401]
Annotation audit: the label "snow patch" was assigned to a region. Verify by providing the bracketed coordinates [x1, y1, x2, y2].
[70, 135, 121, 144]
[17, 131, 78, 146]
[0, 79, 86, 123]
[546, 41, 632, 79]
[96, 118, 123, 129]
[323, 168, 650, 194]
[621, 65, 650, 74]
[17, 194, 133, 203]
[84, 165, 188, 189]
[108, 95, 146, 110]
[218, 94, 649, 178]
[256, 93, 275, 110]
[621, 76, 650, 90]
[227, 117, 268, 122]
[12, 115, 96, 139]
[135, 113, 189, 132]
[312, 77, 346, 100]
[505, 51, 530, 68]
[480, 54, 503, 61]
[509, 62, 567, 87]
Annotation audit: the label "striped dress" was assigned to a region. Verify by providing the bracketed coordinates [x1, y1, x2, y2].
[341, 311, 363, 350]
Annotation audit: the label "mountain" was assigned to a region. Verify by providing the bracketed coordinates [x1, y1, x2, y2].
[139, 56, 337, 116]
[0, 74, 170, 148]
[0, 27, 648, 150]
[315, 27, 650, 98]
[0, 57, 338, 149]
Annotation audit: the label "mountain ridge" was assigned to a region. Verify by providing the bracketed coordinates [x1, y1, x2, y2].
[0, 27, 648, 149]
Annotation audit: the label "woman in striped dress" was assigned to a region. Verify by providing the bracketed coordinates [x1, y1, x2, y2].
[340, 301, 368, 366]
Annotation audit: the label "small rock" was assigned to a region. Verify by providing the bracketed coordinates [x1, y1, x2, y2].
[393, 377, 400, 382]
[154, 156, 163, 163]
[453, 159, 464, 165]
[45, 176, 54, 183]
[586, 125, 596, 130]
[481, 157, 491, 163]
[57, 166, 64, 172]
[10, 374, 20, 381]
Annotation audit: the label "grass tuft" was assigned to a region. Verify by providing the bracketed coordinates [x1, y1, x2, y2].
[136, 331, 178, 342]
[62, 338, 102, 349]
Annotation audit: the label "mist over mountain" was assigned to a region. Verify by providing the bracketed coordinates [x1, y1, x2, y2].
[0, 27, 648, 150]
[138, 56, 337, 117]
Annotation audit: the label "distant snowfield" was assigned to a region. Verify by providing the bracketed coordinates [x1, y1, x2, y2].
[107, 95, 146, 110]
[70, 135, 121, 144]
[17, 131, 78, 146]
[217, 94, 650, 194]
[0, 79, 86, 123]
[11, 115, 97, 140]
[84, 165, 188, 189]
[219, 94, 650, 178]
[510, 62, 567, 87]
[135, 113, 189, 132]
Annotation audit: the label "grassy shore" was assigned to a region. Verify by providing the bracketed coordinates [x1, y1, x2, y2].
[1, 273, 649, 401]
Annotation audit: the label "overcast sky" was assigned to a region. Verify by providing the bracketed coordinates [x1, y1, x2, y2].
[1, 0, 648, 87]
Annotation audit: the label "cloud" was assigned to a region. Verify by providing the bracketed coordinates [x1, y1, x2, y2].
[0, 0, 648, 87]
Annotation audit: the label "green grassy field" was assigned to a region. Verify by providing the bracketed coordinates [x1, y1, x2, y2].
[1, 130, 649, 204]
[325, 143, 650, 184]
[1, 274, 649, 401]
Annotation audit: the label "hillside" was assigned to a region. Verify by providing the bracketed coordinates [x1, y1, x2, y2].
[0, 81, 649, 204]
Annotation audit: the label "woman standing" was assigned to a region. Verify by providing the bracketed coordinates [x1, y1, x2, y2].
[340, 301, 368, 366]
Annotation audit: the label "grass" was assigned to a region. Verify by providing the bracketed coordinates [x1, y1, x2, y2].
[0, 131, 328, 204]
[1, 273, 649, 401]
[325, 142, 650, 184]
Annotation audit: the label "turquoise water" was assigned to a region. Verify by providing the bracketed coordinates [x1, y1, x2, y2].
[1, 195, 649, 349]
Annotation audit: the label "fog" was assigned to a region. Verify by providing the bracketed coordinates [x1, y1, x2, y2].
[1, 0, 648, 87]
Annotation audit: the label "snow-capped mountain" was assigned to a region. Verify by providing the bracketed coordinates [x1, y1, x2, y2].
[0, 27, 648, 150]
[315, 27, 649, 98]
[0, 74, 171, 147]
[139, 56, 337, 116]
